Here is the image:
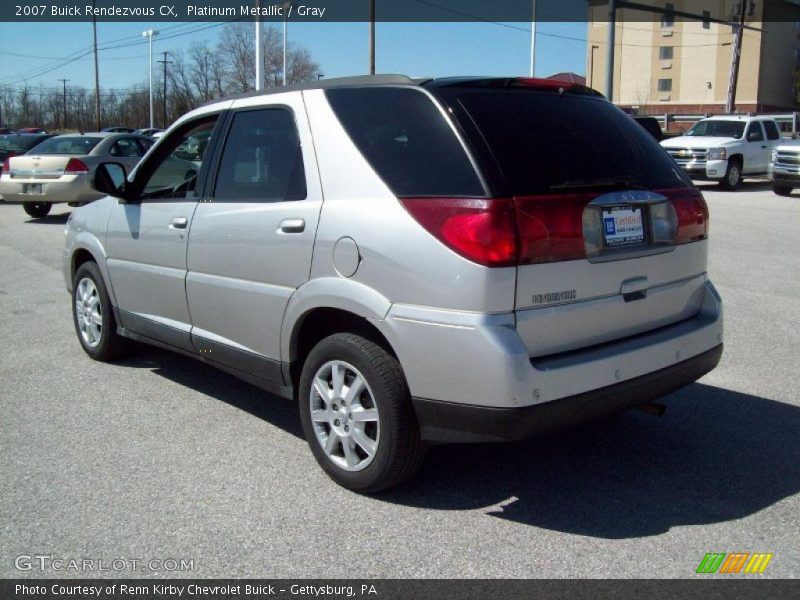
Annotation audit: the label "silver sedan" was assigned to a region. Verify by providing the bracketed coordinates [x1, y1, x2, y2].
[0, 132, 153, 218]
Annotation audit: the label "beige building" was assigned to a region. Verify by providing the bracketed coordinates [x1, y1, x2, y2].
[586, 0, 800, 114]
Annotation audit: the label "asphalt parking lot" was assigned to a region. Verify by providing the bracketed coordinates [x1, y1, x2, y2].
[1, 182, 798, 579]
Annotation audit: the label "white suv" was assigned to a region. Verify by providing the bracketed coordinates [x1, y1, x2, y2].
[63, 75, 723, 493]
[661, 115, 781, 189]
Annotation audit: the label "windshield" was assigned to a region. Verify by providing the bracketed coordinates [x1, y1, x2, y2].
[29, 136, 102, 155]
[0, 135, 44, 153]
[686, 120, 746, 139]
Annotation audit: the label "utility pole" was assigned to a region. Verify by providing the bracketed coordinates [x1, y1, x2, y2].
[142, 29, 159, 128]
[726, 0, 749, 113]
[529, 0, 537, 77]
[158, 51, 173, 129]
[369, 0, 375, 74]
[58, 79, 69, 130]
[92, 0, 101, 130]
[605, 0, 616, 101]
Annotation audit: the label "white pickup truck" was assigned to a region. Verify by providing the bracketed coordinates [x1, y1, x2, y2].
[661, 115, 781, 190]
[767, 139, 800, 196]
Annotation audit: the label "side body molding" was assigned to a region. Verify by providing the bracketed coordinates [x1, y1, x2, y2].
[281, 277, 393, 362]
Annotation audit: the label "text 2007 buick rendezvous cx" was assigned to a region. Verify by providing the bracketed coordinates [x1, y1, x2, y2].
[63, 75, 723, 493]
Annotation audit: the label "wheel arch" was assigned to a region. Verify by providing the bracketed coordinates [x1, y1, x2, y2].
[68, 235, 116, 306]
[281, 278, 398, 388]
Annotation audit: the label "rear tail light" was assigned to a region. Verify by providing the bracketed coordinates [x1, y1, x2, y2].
[1, 157, 10, 173]
[662, 188, 709, 244]
[399, 198, 517, 267]
[64, 158, 89, 174]
[400, 187, 708, 267]
[514, 194, 592, 264]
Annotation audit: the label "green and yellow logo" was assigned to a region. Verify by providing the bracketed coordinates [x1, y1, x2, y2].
[696, 552, 773, 574]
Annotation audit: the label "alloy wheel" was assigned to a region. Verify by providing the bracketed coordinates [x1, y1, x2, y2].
[309, 360, 380, 472]
[75, 277, 102, 348]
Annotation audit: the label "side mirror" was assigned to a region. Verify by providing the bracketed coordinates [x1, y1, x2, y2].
[92, 162, 135, 201]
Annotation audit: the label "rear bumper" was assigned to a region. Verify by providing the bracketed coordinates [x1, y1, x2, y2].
[0, 174, 101, 204]
[413, 344, 722, 443]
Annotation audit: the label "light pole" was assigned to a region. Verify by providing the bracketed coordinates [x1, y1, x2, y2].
[283, 0, 294, 86]
[529, 0, 536, 77]
[255, 0, 263, 90]
[142, 29, 159, 128]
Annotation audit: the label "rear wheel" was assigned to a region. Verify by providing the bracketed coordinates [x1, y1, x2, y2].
[23, 201, 52, 218]
[298, 333, 426, 493]
[772, 184, 793, 197]
[719, 159, 742, 190]
[72, 262, 129, 361]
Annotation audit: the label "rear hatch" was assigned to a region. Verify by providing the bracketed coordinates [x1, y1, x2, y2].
[428, 79, 710, 357]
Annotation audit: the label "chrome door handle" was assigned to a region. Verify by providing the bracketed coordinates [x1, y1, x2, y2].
[278, 218, 305, 233]
[169, 217, 188, 229]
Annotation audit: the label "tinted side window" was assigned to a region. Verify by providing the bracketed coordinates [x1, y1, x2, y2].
[213, 108, 306, 203]
[326, 87, 484, 197]
[746, 122, 764, 142]
[763, 121, 780, 141]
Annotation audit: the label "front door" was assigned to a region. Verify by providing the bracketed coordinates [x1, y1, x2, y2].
[105, 115, 222, 351]
[185, 95, 323, 384]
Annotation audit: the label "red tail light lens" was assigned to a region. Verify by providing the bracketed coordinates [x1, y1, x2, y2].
[399, 198, 518, 267]
[64, 158, 89, 174]
[514, 194, 593, 264]
[662, 188, 709, 244]
[1, 157, 10, 173]
[400, 187, 707, 268]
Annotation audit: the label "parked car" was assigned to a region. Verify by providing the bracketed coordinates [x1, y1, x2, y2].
[64, 75, 723, 493]
[134, 128, 164, 137]
[0, 133, 56, 176]
[101, 127, 136, 133]
[661, 115, 781, 190]
[18, 127, 47, 134]
[767, 138, 800, 196]
[0, 132, 153, 218]
[0, 127, 17, 135]
[631, 115, 667, 141]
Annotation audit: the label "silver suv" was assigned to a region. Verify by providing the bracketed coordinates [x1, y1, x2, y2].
[64, 75, 723, 493]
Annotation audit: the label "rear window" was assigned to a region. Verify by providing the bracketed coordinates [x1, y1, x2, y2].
[326, 87, 484, 197]
[449, 91, 688, 196]
[30, 136, 102, 155]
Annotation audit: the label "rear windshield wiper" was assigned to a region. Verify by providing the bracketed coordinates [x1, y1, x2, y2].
[548, 176, 645, 191]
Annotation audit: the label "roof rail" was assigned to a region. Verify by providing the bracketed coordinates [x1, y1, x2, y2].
[203, 74, 419, 106]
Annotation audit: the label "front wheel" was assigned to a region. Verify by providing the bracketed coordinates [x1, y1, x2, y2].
[72, 262, 129, 361]
[719, 159, 742, 190]
[23, 201, 52, 218]
[298, 333, 426, 493]
[772, 184, 793, 197]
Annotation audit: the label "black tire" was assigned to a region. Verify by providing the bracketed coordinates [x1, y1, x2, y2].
[298, 333, 427, 493]
[23, 201, 52, 218]
[72, 261, 130, 361]
[719, 158, 742, 190]
[772, 184, 793, 197]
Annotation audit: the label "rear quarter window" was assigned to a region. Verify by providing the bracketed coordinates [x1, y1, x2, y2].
[325, 87, 485, 197]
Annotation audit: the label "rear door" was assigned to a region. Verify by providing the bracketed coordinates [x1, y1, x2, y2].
[432, 83, 709, 357]
[185, 94, 323, 384]
[743, 121, 768, 173]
